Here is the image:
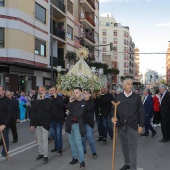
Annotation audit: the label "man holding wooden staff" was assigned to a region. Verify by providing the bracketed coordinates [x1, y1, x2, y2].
[0, 86, 12, 160]
[112, 79, 145, 170]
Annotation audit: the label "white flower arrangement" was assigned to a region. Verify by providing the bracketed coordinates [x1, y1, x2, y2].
[76, 47, 89, 59]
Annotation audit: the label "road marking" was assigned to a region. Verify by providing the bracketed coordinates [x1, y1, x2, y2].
[9, 143, 38, 157]
[8, 141, 37, 154]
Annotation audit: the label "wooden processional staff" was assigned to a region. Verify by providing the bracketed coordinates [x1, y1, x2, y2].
[111, 101, 120, 170]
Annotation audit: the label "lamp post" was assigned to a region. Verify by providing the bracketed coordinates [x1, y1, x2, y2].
[56, 66, 62, 87]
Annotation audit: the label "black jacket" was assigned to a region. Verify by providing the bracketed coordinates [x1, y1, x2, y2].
[30, 98, 52, 131]
[84, 98, 95, 128]
[51, 95, 65, 124]
[116, 92, 145, 130]
[0, 96, 12, 128]
[65, 99, 86, 136]
[98, 92, 114, 116]
[11, 98, 20, 119]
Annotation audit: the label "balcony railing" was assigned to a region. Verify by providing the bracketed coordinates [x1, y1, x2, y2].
[51, 0, 65, 13]
[87, 0, 95, 10]
[81, 12, 95, 27]
[52, 26, 65, 40]
[85, 32, 95, 43]
[50, 57, 65, 68]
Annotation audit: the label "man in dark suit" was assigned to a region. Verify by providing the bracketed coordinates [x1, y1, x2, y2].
[159, 84, 170, 142]
[141, 89, 156, 137]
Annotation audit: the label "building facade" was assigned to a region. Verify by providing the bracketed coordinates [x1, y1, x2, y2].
[0, 0, 100, 92]
[134, 48, 140, 82]
[99, 13, 135, 86]
[166, 41, 170, 86]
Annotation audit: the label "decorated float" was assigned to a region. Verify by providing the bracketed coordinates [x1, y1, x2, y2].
[56, 47, 105, 96]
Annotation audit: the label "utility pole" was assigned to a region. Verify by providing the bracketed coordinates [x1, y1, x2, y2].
[50, 4, 53, 86]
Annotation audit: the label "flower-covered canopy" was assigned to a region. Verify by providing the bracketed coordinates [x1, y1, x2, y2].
[57, 47, 105, 95]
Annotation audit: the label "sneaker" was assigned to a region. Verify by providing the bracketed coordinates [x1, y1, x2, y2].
[69, 158, 78, 165]
[103, 139, 107, 144]
[57, 150, 62, 156]
[23, 119, 26, 122]
[153, 124, 157, 128]
[19, 120, 23, 123]
[36, 154, 43, 160]
[27, 118, 30, 121]
[42, 157, 48, 163]
[157, 124, 161, 127]
[92, 153, 97, 159]
[80, 161, 85, 169]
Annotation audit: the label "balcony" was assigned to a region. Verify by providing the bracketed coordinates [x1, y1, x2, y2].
[80, 0, 95, 13]
[85, 32, 95, 43]
[80, 12, 95, 29]
[50, 56, 65, 68]
[51, 0, 66, 17]
[52, 26, 66, 41]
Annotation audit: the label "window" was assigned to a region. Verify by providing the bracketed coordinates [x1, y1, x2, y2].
[114, 30, 117, 36]
[67, 0, 73, 14]
[0, 28, 4, 48]
[106, 22, 110, 26]
[67, 25, 73, 39]
[114, 38, 117, 44]
[102, 29, 106, 36]
[35, 38, 46, 56]
[0, 0, 4, 6]
[35, 3, 46, 23]
[102, 37, 106, 44]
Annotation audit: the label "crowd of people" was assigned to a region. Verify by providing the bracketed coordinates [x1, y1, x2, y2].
[0, 79, 170, 170]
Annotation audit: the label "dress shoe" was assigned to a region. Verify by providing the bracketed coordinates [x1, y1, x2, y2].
[159, 138, 168, 143]
[151, 131, 157, 137]
[36, 155, 43, 160]
[69, 158, 78, 165]
[141, 133, 149, 136]
[42, 157, 48, 163]
[12, 140, 18, 143]
[97, 137, 103, 142]
[51, 148, 57, 152]
[120, 164, 130, 170]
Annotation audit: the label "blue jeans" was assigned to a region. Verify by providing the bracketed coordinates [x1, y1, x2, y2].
[51, 121, 63, 151]
[96, 116, 108, 139]
[82, 124, 96, 154]
[107, 114, 113, 138]
[67, 123, 84, 163]
[1, 128, 9, 157]
[49, 122, 54, 138]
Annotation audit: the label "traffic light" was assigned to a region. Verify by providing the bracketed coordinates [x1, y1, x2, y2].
[110, 42, 113, 51]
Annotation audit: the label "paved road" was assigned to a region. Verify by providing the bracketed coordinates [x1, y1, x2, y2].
[0, 121, 170, 170]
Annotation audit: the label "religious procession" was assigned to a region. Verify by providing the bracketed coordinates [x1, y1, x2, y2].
[0, 47, 170, 170]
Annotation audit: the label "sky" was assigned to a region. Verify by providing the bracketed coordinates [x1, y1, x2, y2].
[99, 0, 170, 75]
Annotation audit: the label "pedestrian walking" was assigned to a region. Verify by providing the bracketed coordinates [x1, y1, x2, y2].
[141, 89, 157, 137]
[50, 86, 65, 156]
[82, 89, 97, 158]
[30, 86, 52, 163]
[6, 91, 20, 143]
[159, 84, 170, 142]
[0, 86, 12, 160]
[65, 87, 86, 169]
[112, 78, 145, 170]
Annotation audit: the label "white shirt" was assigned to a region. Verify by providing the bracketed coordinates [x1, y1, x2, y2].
[143, 95, 149, 104]
[160, 91, 167, 104]
[124, 91, 132, 98]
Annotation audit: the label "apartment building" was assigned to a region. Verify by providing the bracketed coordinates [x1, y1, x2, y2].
[0, 0, 99, 92]
[166, 41, 170, 86]
[134, 48, 140, 82]
[99, 13, 135, 86]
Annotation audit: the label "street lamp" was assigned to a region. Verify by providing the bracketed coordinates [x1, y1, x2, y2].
[56, 66, 62, 86]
